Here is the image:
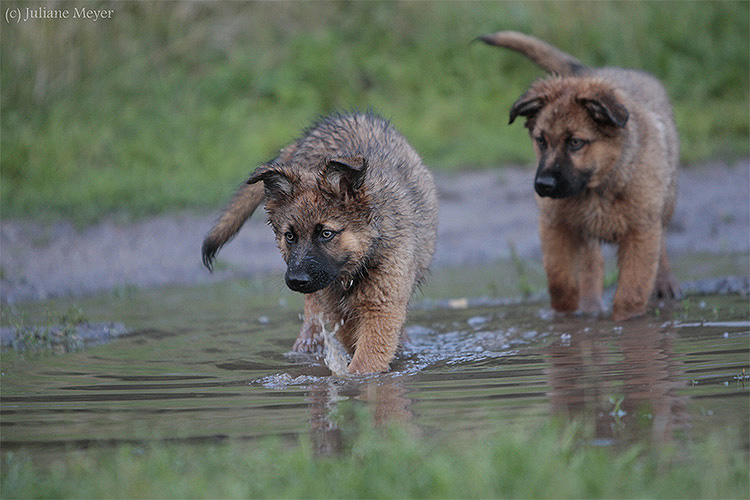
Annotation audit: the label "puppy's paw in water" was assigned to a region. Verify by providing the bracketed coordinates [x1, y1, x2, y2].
[612, 301, 647, 322]
[292, 336, 322, 354]
[293, 320, 323, 354]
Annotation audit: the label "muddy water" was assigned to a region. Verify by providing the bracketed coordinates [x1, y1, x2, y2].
[1, 280, 748, 459]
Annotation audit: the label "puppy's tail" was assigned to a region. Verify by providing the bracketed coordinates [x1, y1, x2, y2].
[201, 182, 265, 271]
[477, 31, 586, 76]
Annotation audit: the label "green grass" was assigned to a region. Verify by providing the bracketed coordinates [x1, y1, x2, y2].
[2, 1, 748, 223]
[2, 409, 748, 499]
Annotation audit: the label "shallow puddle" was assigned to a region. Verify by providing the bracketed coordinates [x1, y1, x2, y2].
[1, 274, 748, 460]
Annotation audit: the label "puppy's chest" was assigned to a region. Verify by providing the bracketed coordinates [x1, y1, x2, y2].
[550, 195, 631, 243]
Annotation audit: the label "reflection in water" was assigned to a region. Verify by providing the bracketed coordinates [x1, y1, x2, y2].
[546, 317, 689, 444]
[1, 293, 746, 461]
[307, 381, 344, 456]
[306, 377, 413, 456]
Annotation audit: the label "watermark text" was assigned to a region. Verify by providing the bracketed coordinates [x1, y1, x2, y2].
[5, 5, 114, 24]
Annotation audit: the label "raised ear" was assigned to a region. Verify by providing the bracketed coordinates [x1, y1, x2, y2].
[577, 93, 629, 128]
[323, 155, 368, 197]
[246, 163, 293, 199]
[509, 92, 546, 127]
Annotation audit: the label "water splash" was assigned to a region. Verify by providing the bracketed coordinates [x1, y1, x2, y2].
[320, 319, 350, 378]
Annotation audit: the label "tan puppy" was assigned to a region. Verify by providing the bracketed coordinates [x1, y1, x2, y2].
[479, 31, 682, 321]
[202, 112, 438, 373]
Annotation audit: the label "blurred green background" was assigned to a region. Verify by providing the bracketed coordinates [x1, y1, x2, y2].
[2, 1, 748, 223]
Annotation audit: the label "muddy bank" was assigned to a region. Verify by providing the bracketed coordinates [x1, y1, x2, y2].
[1, 160, 748, 303]
[0, 322, 128, 352]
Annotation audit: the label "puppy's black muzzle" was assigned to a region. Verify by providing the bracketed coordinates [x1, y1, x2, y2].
[534, 161, 591, 199]
[534, 174, 559, 197]
[285, 257, 337, 294]
[285, 268, 314, 293]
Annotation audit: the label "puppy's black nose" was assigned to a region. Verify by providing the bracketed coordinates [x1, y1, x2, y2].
[285, 269, 311, 292]
[535, 174, 557, 196]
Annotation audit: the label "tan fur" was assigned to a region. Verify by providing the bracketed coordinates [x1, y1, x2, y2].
[480, 31, 682, 321]
[202, 112, 438, 373]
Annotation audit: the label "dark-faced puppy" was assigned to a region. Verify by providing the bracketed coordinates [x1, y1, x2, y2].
[479, 31, 682, 321]
[202, 112, 438, 373]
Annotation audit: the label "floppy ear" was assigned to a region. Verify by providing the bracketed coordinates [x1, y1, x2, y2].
[577, 93, 629, 128]
[509, 92, 546, 127]
[323, 155, 368, 198]
[246, 163, 293, 199]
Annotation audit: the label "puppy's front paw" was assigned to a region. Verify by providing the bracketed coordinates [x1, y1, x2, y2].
[612, 301, 647, 322]
[292, 335, 322, 353]
[346, 360, 384, 375]
[347, 353, 391, 375]
[292, 321, 322, 353]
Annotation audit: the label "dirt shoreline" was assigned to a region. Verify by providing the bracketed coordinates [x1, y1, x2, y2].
[1, 160, 748, 304]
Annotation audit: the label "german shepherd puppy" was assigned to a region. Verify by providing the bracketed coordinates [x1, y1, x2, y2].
[202, 112, 438, 373]
[478, 31, 682, 321]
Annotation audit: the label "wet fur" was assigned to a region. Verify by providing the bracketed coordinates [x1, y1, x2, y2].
[479, 31, 682, 321]
[202, 112, 438, 373]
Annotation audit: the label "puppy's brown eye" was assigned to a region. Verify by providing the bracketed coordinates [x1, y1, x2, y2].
[320, 229, 335, 242]
[284, 231, 296, 244]
[535, 136, 547, 149]
[568, 138, 585, 151]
